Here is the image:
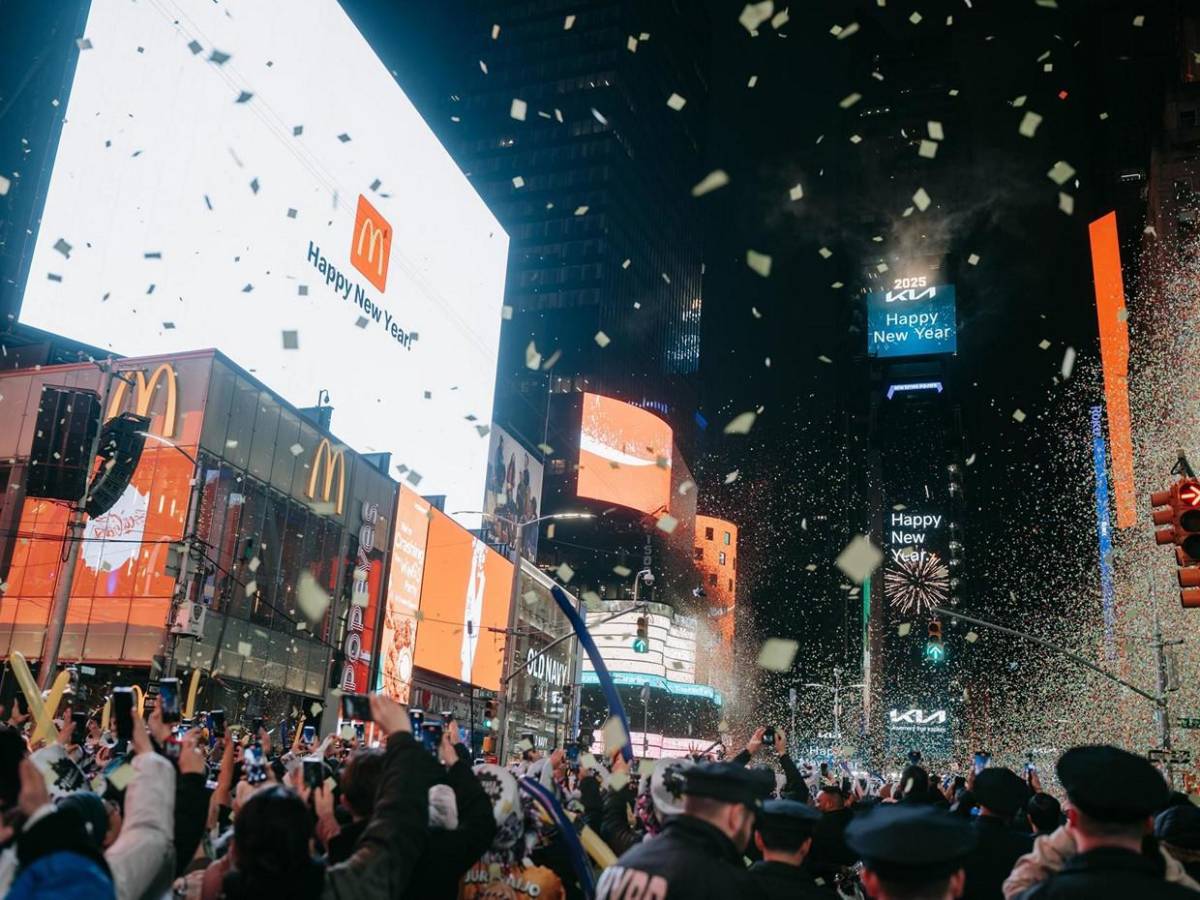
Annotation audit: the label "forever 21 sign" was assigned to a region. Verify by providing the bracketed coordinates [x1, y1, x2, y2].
[341, 500, 380, 693]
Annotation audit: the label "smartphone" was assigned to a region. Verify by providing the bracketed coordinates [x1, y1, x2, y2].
[211, 709, 226, 738]
[354, 722, 364, 741]
[566, 744, 580, 764]
[762, 725, 775, 745]
[303, 724, 316, 744]
[159, 678, 181, 724]
[342, 694, 372, 722]
[421, 721, 443, 753]
[113, 687, 135, 742]
[973, 751, 990, 775]
[251, 716, 264, 735]
[303, 757, 323, 789]
[71, 711, 89, 745]
[441, 711, 453, 725]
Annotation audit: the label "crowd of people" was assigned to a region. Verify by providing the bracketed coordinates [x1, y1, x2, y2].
[2, 694, 1200, 900]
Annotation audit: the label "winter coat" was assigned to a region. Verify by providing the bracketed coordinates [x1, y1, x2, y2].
[1014, 846, 1200, 899]
[748, 859, 835, 898]
[1003, 824, 1200, 898]
[107, 750, 176, 900]
[7, 804, 115, 900]
[594, 814, 762, 899]
[962, 814, 1034, 899]
[174, 771, 211, 875]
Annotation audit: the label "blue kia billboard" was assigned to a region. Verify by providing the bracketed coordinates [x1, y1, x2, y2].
[867, 281, 957, 358]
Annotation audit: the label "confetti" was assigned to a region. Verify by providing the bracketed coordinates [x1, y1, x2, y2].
[0, 175, 9, 196]
[235, 91, 253, 104]
[1038, 339, 1052, 350]
[739, 1, 775, 34]
[928, 121, 945, 141]
[53, 238, 72, 258]
[968, 253, 980, 265]
[628, 36, 639, 52]
[290, 443, 304, 456]
[966, 631, 979, 643]
[836, 535, 883, 584]
[602, 716, 628, 755]
[594, 331, 610, 348]
[1012, 409, 1027, 423]
[574, 205, 589, 216]
[512, 176, 525, 188]
[1047, 160, 1076, 185]
[1133, 15, 1144, 26]
[666, 93, 687, 111]
[1061, 346, 1076, 380]
[1018, 111, 1043, 138]
[525, 341, 542, 369]
[510, 98, 527, 121]
[898, 623, 912, 637]
[237, 641, 253, 657]
[913, 187, 931, 211]
[563, 14, 576, 29]
[724, 470, 740, 484]
[281, 330, 299, 350]
[691, 169, 729, 196]
[919, 140, 939, 159]
[655, 514, 678, 534]
[839, 92, 863, 109]
[789, 183, 804, 201]
[556, 563, 575, 583]
[748, 75, 758, 87]
[757, 638, 799, 672]
[909, 11, 923, 24]
[818, 247, 833, 259]
[746, 249, 772, 277]
[491, 24, 500, 39]
[836, 22, 860, 39]
[723, 411, 757, 434]
[771, 8, 789, 29]
[1058, 192, 1074, 215]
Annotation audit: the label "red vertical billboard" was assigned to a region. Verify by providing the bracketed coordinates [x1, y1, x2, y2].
[576, 393, 673, 516]
[379, 486, 432, 702]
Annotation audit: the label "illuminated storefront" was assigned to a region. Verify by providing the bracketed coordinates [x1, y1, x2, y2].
[0, 350, 395, 720]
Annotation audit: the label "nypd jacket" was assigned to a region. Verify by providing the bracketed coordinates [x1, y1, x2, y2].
[595, 815, 763, 899]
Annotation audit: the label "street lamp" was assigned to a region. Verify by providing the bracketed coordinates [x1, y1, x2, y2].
[451, 509, 595, 760]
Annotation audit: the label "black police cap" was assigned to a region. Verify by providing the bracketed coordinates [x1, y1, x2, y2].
[682, 761, 774, 808]
[973, 767, 1028, 817]
[1057, 745, 1168, 823]
[846, 804, 977, 883]
[757, 799, 820, 837]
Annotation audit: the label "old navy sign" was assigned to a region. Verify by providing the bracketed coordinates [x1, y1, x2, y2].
[868, 283, 957, 358]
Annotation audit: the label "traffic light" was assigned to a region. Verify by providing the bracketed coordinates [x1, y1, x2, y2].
[632, 615, 649, 653]
[925, 619, 946, 663]
[482, 698, 497, 729]
[1151, 480, 1200, 607]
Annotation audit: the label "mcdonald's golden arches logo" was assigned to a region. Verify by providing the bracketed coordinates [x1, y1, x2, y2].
[350, 193, 392, 293]
[306, 438, 346, 516]
[107, 363, 177, 438]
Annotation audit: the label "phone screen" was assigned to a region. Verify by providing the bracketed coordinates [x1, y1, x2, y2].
[342, 694, 372, 722]
[71, 711, 89, 745]
[211, 709, 226, 738]
[973, 752, 990, 775]
[113, 688, 134, 742]
[159, 678, 180, 724]
[421, 722, 443, 753]
[303, 758, 323, 789]
[303, 725, 316, 744]
[566, 744, 580, 764]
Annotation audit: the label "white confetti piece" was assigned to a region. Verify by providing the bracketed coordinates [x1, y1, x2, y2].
[818, 247, 833, 259]
[739, 1, 774, 33]
[491, 23, 500, 39]
[966, 453, 977, 466]
[836, 21, 859, 39]
[1047, 160, 1076, 185]
[594, 331, 610, 348]
[966, 631, 979, 643]
[510, 98, 527, 121]
[898, 623, 912, 637]
[245, 579, 257, 596]
[1038, 339, 1052, 350]
[602, 716, 628, 755]
[525, 341, 542, 370]
[1133, 15, 1144, 26]
[691, 169, 729, 196]
[556, 563, 575, 583]
[479, 60, 488, 74]
[290, 443, 304, 456]
[928, 121, 945, 141]
[968, 253, 980, 265]
[724, 469, 740, 484]
[574, 205, 589, 216]
[1012, 408, 1027, 422]
[723, 411, 757, 434]
[1018, 111, 1043, 138]
[678, 479, 695, 495]
[789, 183, 803, 201]
[771, 8, 789, 28]
[237, 641, 253, 657]
[627, 35, 639, 52]
[1061, 346, 1076, 379]
[512, 176, 525, 188]
[563, 14, 576, 29]
[655, 514, 678, 534]
[666, 93, 687, 111]
[1058, 192, 1074, 215]
[839, 92, 862, 109]
[748, 74, 758, 87]
[836, 535, 882, 583]
[913, 187, 931, 211]
[818, 354, 833, 364]
[0, 174, 9, 196]
[757, 638, 798, 672]
[746, 249, 772, 277]
[298, 571, 331, 619]
[849, 134, 862, 144]
[909, 11, 922, 24]
[1012, 95, 1027, 107]
[918, 140, 938, 159]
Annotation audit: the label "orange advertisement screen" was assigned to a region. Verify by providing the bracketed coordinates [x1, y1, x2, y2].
[414, 509, 513, 690]
[1088, 211, 1136, 529]
[577, 393, 672, 515]
[379, 486, 432, 702]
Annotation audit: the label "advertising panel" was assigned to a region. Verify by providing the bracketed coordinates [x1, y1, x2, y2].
[1091, 407, 1117, 659]
[582, 605, 698, 684]
[340, 499, 385, 695]
[414, 509, 513, 690]
[483, 425, 544, 557]
[19, 0, 508, 522]
[379, 486, 432, 702]
[867, 281, 957, 358]
[1088, 212, 1135, 528]
[577, 394, 672, 516]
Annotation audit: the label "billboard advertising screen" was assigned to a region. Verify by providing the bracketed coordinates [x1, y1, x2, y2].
[867, 281, 957, 358]
[379, 486, 432, 703]
[414, 509, 513, 690]
[483, 425, 544, 557]
[577, 393, 672, 516]
[17, 0, 508, 522]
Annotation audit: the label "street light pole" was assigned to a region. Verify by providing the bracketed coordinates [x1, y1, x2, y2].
[39, 361, 123, 690]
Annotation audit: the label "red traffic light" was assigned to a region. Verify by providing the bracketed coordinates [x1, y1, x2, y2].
[1151, 481, 1200, 606]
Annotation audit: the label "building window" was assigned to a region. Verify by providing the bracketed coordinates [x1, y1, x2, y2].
[729, 578, 734, 591]
[704, 527, 714, 540]
[1182, 108, 1198, 129]
[723, 531, 731, 545]
[693, 547, 704, 560]
[550, 459, 566, 475]
[718, 551, 726, 566]
[708, 573, 718, 586]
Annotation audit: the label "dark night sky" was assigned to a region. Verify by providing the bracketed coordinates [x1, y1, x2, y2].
[335, 0, 1171, 706]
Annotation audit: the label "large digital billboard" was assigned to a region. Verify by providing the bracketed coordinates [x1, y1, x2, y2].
[867, 281, 957, 358]
[18, 0, 507, 523]
[379, 486, 432, 703]
[577, 394, 672, 516]
[414, 509, 513, 691]
[482, 425, 544, 557]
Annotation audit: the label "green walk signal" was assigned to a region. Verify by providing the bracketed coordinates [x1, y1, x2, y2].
[925, 641, 946, 663]
[632, 636, 649, 654]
